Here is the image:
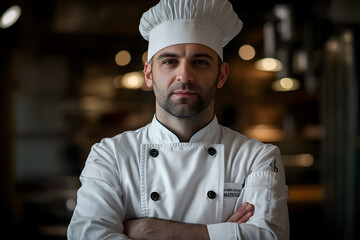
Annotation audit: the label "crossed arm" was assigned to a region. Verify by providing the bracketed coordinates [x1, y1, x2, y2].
[123, 202, 254, 240]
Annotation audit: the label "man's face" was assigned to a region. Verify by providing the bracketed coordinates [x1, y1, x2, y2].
[144, 43, 228, 118]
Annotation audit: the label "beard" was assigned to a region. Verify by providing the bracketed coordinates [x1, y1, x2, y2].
[152, 74, 219, 119]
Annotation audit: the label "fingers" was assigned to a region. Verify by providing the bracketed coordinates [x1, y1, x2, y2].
[236, 208, 254, 224]
[226, 202, 254, 224]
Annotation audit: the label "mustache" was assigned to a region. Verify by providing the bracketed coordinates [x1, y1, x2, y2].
[169, 82, 200, 93]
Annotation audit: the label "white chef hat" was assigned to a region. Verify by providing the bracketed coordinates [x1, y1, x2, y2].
[139, 0, 243, 61]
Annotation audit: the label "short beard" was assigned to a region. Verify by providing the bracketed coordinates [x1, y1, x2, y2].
[158, 82, 212, 119]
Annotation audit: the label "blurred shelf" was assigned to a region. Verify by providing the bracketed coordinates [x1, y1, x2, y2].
[288, 184, 323, 203]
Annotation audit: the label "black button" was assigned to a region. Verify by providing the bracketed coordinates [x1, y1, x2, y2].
[150, 192, 160, 201]
[149, 149, 159, 157]
[207, 147, 217, 156]
[207, 190, 216, 199]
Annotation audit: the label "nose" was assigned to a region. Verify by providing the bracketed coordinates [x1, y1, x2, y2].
[175, 61, 193, 82]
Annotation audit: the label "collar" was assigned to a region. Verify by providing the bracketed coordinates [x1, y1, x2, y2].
[149, 115, 220, 143]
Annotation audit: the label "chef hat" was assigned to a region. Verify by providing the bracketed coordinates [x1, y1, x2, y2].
[139, 0, 243, 61]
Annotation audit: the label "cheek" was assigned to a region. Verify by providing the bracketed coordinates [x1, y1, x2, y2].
[151, 74, 169, 96]
[201, 71, 220, 88]
[153, 71, 175, 89]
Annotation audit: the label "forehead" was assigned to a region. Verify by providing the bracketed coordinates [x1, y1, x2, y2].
[154, 43, 218, 59]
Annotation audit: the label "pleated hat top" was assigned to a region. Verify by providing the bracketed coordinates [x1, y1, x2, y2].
[139, 0, 243, 61]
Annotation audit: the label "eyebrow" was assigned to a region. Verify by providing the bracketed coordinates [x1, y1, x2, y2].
[156, 52, 214, 61]
[192, 53, 214, 61]
[156, 52, 180, 60]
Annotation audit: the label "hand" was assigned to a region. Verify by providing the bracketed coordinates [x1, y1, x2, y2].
[123, 218, 209, 240]
[226, 202, 254, 224]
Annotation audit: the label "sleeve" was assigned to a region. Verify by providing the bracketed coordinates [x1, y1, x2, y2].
[67, 140, 130, 240]
[207, 145, 290, 240]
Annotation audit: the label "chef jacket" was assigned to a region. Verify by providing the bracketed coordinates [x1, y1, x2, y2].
[68, 115, 289, 239]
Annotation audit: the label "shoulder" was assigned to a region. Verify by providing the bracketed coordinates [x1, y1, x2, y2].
[88, 123, 151, 161]
[84, 123, 150, 172]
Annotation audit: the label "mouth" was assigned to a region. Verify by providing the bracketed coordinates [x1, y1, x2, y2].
[173, 90, 197, 98]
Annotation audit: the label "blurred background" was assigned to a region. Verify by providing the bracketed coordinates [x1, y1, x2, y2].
[0, 0, 359, 239]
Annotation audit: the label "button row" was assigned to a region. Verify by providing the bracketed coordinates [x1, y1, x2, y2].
[150, 190, 216, 201]
[149, 147, 217, 157]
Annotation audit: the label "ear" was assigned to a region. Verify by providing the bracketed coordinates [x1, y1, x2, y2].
[144, 62, 153, 88]
[217, 62, 229, 88]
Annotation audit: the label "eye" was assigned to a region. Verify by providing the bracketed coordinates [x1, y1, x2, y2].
[162, 59, 178, 65]
[192, 59, 210, 67]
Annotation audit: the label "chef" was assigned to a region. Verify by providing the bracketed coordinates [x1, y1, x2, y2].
[67, 0, 290, 239]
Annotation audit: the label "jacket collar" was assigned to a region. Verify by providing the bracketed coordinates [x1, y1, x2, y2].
[149, 115, 220, 143]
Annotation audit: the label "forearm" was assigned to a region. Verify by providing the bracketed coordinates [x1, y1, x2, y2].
[164, 220, 209, 240]
[124, 218, 209, 240]
[123, 203, 254, 240]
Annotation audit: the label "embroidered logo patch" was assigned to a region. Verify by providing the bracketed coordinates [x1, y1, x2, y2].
[270, 158, 278, 173]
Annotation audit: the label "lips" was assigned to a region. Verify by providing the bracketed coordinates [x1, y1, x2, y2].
[173, 90, 196, 97]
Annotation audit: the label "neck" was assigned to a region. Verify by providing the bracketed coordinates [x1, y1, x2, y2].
[155, 101, 214, 142]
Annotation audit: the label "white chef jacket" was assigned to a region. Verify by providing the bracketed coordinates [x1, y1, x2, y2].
[68, 116, 289, 240]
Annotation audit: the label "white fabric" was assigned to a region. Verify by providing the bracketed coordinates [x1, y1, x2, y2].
[68, 116, 290, 239]
[139, 0, 243, 61]
[148, 20, 223, 64]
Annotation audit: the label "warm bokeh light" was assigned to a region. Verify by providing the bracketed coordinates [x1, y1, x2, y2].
[244, 124, 284, 142]
[0, 5, 21, 29]
[115, 50, 131, 66]
[238, 44, 256, 60]
[326, 39, 339, 52]
[255, 57, 283, 71]
[280, 77, 294, 89]
[282, 154, 314, 167]
[121, 72, 144, 89]
[79, 96, 111, 112]
[299, 154, 314, 167]
[272, 77, 300, 91]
